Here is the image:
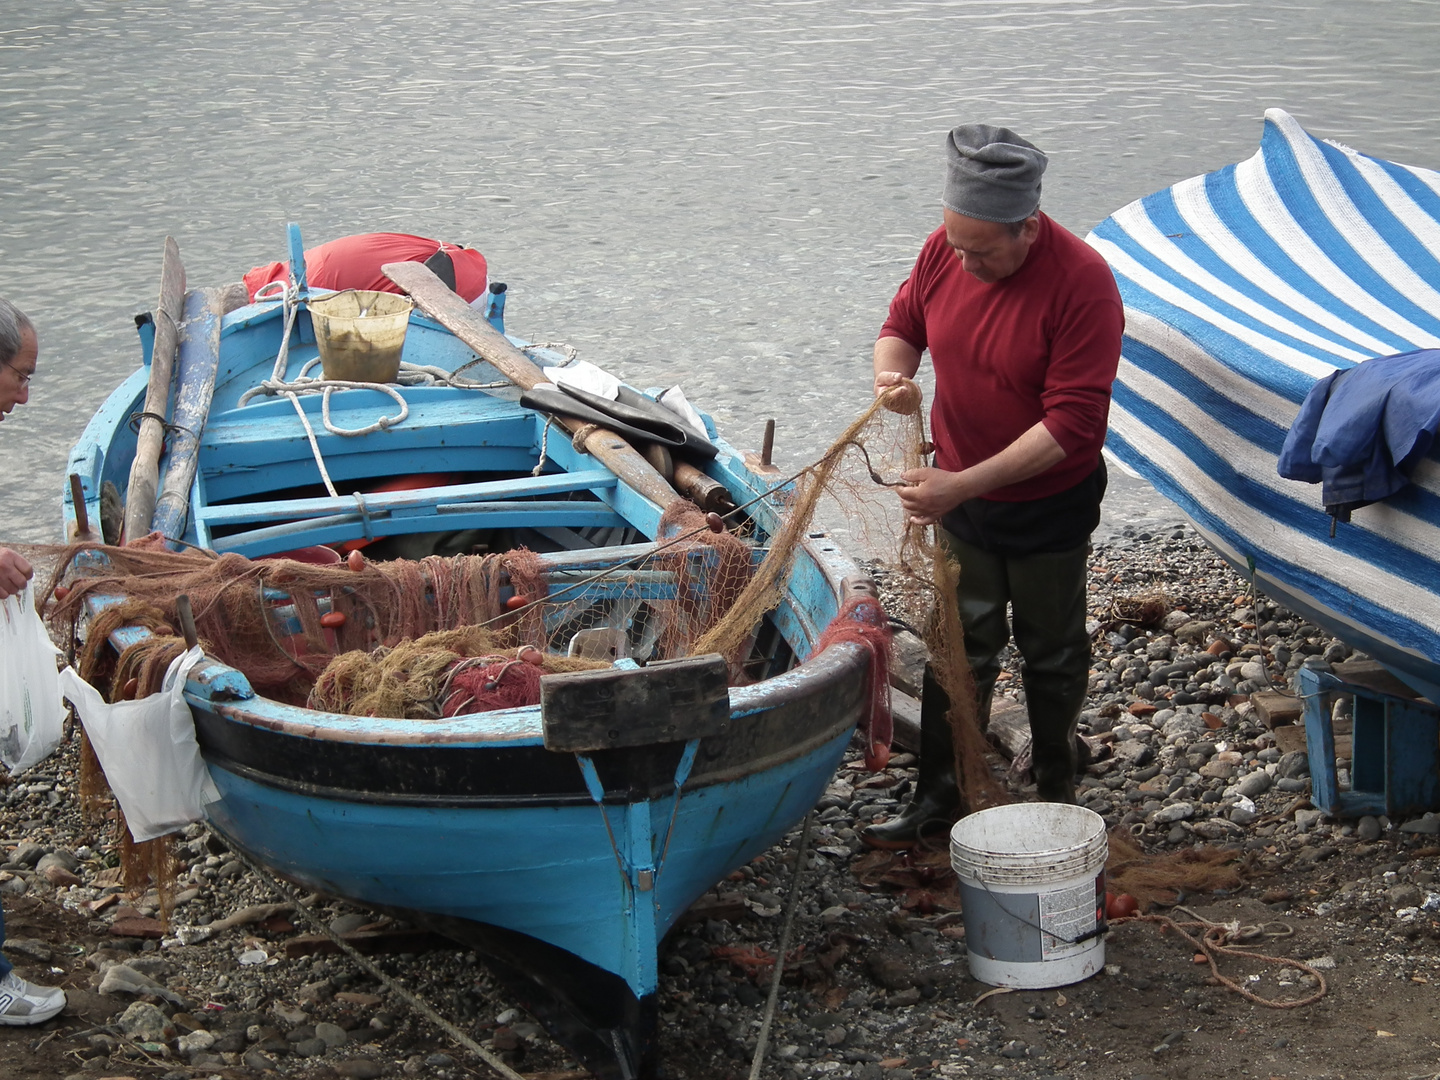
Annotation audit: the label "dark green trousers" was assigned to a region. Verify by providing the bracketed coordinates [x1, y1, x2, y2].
[940, 529, 1091, 802]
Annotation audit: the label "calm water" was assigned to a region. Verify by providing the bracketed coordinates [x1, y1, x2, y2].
[4, 0, 1439, 549]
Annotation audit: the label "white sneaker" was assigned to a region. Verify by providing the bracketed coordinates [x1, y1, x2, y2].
[0, 969, 66, 1025]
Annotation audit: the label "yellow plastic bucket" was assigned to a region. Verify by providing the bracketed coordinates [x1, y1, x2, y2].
[308, 290, 413, 383]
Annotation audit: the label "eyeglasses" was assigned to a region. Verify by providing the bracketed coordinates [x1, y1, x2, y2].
[2, 359, 31, 388]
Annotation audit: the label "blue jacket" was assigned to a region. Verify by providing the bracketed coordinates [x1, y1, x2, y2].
[1278, 348, 1440, 510]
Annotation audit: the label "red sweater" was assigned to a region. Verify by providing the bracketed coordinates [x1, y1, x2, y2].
[244, 233, 489, 303]
[879, 213, 1123, 501]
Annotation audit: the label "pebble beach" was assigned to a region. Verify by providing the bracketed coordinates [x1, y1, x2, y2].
[5, 524, 1440, 1080]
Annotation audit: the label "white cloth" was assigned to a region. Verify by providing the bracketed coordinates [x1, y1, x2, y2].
[657, 385, 710, 440]
[548, 360, 621, 400]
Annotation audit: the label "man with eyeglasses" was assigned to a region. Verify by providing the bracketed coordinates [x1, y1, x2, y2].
[0, 295, 67, 1026]
[0, 298, 38, 600]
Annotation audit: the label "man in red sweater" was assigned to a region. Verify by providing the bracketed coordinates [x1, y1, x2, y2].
[863, 124, 1123, 847]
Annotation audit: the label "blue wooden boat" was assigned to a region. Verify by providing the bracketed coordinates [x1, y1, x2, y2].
[1087, 109, 1440, 703]
[63, 228, 880, 1079]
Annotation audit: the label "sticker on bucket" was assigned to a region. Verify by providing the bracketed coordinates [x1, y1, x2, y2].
[1038, 873, 1103, 958]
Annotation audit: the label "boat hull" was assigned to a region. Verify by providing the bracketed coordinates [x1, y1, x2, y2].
[192, 639, 869, 1079]
[1088, 108, 1440, 700]
[66, 252, 878, 1079]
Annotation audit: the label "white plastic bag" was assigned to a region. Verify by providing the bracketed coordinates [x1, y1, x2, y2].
[60, 645, 220, 842]
[0, 583, 67, 776]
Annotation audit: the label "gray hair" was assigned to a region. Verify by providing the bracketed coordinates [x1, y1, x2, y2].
[1005, 209, 1039, 238]
[0, 298, 34, 367]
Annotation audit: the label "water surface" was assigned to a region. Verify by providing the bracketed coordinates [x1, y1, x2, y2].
[4, 0, 1438, 549]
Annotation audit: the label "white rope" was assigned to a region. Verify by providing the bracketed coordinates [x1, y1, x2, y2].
[748, 811, 815, 1080]
[531, 416, 553, 477]
[238, 286, 513, 495]
[520, 341, 580, 367]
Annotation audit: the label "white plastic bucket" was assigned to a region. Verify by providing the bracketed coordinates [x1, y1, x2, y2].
[949, 803, 1108, 988]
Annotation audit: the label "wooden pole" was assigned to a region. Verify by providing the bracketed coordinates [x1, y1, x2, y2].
[176, 593, 199, 649]
[152, 287, 224, 543]
[673, 462, 735, 514]
[68, 473, 92, 541]
[381, 261, 682, 511]
[123, 237, 186, 543]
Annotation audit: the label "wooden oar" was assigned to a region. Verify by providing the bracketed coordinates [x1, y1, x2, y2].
[381, 261, 683, 511]
[151, 287, 224, 544]
[122, 237, 186, 542]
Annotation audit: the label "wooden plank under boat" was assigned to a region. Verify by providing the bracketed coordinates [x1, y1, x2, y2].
[1087, 108, 1440, 701]
[60, 230, 882, 1080]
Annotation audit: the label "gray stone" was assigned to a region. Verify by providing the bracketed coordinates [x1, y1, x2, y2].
[315, 1022, 348, 1048]
[1294, 809, 1324, 833]
[177, 1030, 216, 1057]
[1240, 660, 1269, 683]
[243, 1050, 278, 1071]
[1277, 751, 1310, 779]
[1399, 814, 1440, 835]
[1357, 816, 1383, 842]
[1112, 740, 1155, 768]
[1161, 712, 1207, 738]
[118, 1001, 172, 1042]
[336, 1062, 384, 1080]
[1, 937, 51, 962]
[1174, 619, 1216, 644]
[272, 1002, 310, 1026]
[328, 913, 372, 935]
[297, 978, 335, 1005]
[213, 1030, 248, 1053]
[1230, 806, 1258, 826]
[1153, 802, 1195, 824]
[1388, 884, 1424, 909]
[7, 842, 46, 868]
[293, 1036, 329, 1057]
[1276, 777, 1309, 793]
[35, 850, 81, 875]
[1236, 770, 1273, 798]
[1161, 610, 1194, 632]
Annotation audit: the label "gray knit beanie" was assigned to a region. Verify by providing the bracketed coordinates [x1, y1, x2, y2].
[942, 124, 1047, 223]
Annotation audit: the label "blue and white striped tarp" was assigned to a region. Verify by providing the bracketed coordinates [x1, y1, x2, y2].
[1086, 108, 1440, 700]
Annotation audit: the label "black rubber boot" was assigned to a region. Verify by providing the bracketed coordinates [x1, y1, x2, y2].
[1008, 544, 1093, 806]
[861, 666, 959, 849]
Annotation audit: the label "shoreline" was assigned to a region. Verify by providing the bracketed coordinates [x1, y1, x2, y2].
[2, 527, 1439, 1079]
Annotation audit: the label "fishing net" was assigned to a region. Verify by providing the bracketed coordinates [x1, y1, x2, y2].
[41, 375, 1013, 901]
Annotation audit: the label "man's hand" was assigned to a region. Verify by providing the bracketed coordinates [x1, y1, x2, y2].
[0, 547, 34, 600]
[873, 369, 908, 397]
[873, 336, 922, 398]
[897, 467, 968, 526]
